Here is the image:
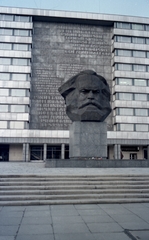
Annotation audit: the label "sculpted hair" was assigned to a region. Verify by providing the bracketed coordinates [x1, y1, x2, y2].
[58, 70, 110, 100]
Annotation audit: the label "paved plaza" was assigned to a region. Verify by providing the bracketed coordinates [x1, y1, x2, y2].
[0, 162, 149, 239]
[1, 203, 149, 240]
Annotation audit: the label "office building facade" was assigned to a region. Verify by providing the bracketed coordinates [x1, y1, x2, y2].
[0, 7, 149, 161]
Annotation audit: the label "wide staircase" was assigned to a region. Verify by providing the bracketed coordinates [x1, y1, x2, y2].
[0, 174, 149, 205]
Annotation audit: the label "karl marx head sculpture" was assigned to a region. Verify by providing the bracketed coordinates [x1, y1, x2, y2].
[58, 70, 111, 122]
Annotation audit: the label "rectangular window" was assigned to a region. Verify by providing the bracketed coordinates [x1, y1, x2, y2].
[132, 37, 145, 44]
[12, 58, 30, 66]
[146, 39, 149, 44]
[0, 29, 13, 35]
[14, 29, 30, 36]
[0, 73, 10, 80]
[116, 36, 131, 43]
[116, 49, 131, 57]
[120, 124, 134, 131]
[12, 74, 28, 81]
[116, 64, 132, 71]
[14, 16, 30, 22]
[0, 89, 9, 96]
[116, 22, 131, 29]
[147, 52, 149, 58]
[132, 24, 144, 31]
[0, 121, 7, 129]
[11, 105, 26, 112]
[0, 43, 12, 50]
[146, 25, 149, 31]
[135, 124, 148, 131]
[11, 89, 26, 97]
[118, 108, 133, 116]
[0, 105, 8, 112]
[133, 65, 146, 72]
[134, 79, 147, 86]
[135, 94, 147, 101]
[118, 78, 132, 85]
[118, 93, 133, 100]
[0, 58, 11, 65]
[135, 109, 148, 116]
[133, 51, 146, 58]
[0, 14, 13, 21]
[10, 121, 24, 129]
[13, 44, 30, 51]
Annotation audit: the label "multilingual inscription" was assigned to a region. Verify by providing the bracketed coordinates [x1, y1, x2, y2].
[30, 22, 112, 130]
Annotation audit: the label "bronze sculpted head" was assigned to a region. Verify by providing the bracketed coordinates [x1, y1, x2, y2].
[58, 70, 111, 122]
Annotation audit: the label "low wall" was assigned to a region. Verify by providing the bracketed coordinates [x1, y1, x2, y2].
[45, 159, 149, 168]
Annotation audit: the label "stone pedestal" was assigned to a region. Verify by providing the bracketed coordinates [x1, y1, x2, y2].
[69, 122, 107, 159]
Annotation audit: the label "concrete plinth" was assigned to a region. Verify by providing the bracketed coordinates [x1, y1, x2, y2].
[69, 121, 107, 159]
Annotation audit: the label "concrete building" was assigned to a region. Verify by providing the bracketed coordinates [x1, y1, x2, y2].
[0, 6, 149, 162]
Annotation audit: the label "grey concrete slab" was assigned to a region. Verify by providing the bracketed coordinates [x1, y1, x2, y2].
[74, 204, 100, 210]
[81, 214, 114, 223]
[87, 222, 123, 233]
[0, 211, 24, 218]
[52, 215, 84, 223]
[51, 205, 76, 210]
[1, 162, 149, 175]
[110, 214, 146, 223]
[0, 217, 21, 226]
[53, 223, 90, 234]
[16, 234, 54, 240]
[0, 237, 15, 240]
[100, 204, 132, 215]
[77, 209, 107, 216]
[21, 216, 52, 225]
[18, 224, 53, 235]
[24, 210, 51, 218]
[0, 225, 18, 236]
[25, 205, 50, 211]
[93, 232, 132, 240]
[55, 233, 97, 240]
[129, 230, 149, 240]
[118, 221, 149, 230]
[1, 206, 26, 212]
[51, 209, 79, 216]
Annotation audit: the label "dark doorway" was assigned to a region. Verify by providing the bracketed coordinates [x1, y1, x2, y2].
[47, 145, 61, 159]
[0, 144, 9, 161]
[30, 145, 43, 160]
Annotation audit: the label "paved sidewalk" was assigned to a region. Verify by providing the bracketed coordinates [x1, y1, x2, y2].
[0, 203, 149, 240]
[0, 162, 149, 175]
[0, 162, 149, 239]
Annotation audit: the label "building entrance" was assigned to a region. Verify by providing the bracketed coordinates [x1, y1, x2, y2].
[0, 144, 9, 161]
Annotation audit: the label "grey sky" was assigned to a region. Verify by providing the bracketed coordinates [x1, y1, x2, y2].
[0, 0, 149, 17]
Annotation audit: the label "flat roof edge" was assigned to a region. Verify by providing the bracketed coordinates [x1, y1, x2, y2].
[0, 6, 149, 24]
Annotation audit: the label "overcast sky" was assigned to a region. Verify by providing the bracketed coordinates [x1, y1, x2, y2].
[0, 0, 149, 17]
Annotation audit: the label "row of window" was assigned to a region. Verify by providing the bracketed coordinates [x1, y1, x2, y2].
[0, 105, 29, 113]
[0, 28, 32, 36]
[115, 108, 149, 116]
[116, 123, 149, 132]
[0, 73, 30, 81]
[0, 14, 31, 22]
[115, 93, 149, 101]
[0, 43, 31, 51]
[0, 121, 28, 129]
[114, 49, 149, 58]
[114, 64, 149, 72]
[115, 22, 149, 31]
[115, 78, 149, 86]
[114, 36, 149, 45]
[0, 89, 29, 97]
[0, 58, 30, 66]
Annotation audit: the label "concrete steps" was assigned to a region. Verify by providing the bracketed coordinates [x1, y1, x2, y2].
[0, 175, 149, 205]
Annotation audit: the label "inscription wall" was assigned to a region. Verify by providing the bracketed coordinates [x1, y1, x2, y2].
[30, 22, 112, 130]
